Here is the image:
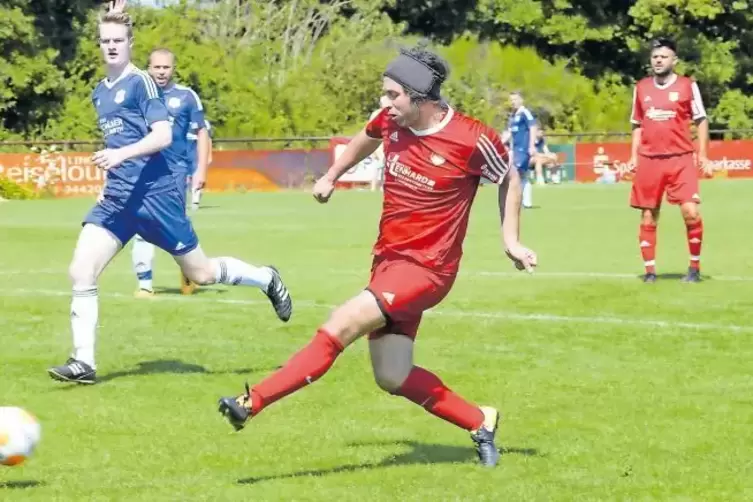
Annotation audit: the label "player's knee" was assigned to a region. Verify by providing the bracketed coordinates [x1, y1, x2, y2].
[68, 259, 96, 287]
[372, 368, 406, 394]
[183, 267, 215, 285]
[682, 206, 700, 223]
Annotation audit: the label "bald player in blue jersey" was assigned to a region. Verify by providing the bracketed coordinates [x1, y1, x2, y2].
[48, 10, 292, 385]
[501, 91, 538, 208]
[130, 48, 212, 297]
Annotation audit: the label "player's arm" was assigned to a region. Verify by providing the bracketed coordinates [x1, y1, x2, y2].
[628, 86, 643, 171]
[188, 90, 209, 187]
[471, 132, 536, 272]
[525, 110, 538, 155]
[691, 81, 710, 173]
[498, 168, 522, 247]
[322, 129, 381, 183]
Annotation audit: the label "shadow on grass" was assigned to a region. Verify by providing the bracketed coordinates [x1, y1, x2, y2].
[0, 480, 43, 489]
[96, 359, 275, 384]
[238, 440, 542, 484]
[152, 286, 228, 296]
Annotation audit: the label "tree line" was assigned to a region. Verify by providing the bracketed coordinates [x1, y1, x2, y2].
[1, 0, 750, 146]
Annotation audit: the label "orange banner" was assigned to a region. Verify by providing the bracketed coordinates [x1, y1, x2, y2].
[0, 149, 330, 197]
[0, 152, 105, 197]
[575, 140, 753, 182]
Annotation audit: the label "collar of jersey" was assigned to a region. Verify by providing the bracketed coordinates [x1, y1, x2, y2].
[103, 63, 136, 89]
[652, 73, 678, 90]
[409, 106, 454, 137]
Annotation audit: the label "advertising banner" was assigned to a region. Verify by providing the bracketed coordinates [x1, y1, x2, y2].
[574, 140, 753, 182]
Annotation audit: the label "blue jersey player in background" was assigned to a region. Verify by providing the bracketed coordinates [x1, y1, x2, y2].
[48, 9, 293, 385]
[501, 91, 538, 208]
[187, 119, 213, 211]
[130, 48, 213, 298]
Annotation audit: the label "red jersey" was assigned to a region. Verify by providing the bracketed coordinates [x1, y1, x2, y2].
[365, 107, 510, 275]
[631, 74, 706, 157]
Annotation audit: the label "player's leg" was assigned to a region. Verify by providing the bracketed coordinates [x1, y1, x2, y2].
[48, 218, 126, 384]
[131, 234, 156, 297]
[630, 156, 665, 282]
[368, 333, 500, 466]
[532, 156, 545, 185]
[217, 289, 386, 429]
[173, 246, 292, 321]
[666, 153, 703, 282]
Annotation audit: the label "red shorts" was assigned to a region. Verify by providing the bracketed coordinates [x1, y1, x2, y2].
[630, 152, 700, 209]
[366, 255, 456, 340]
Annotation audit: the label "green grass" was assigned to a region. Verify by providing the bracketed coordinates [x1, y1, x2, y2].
[1, 181, 753, 500]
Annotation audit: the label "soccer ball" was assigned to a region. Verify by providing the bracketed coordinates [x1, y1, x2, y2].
[0, 407, 41, 466]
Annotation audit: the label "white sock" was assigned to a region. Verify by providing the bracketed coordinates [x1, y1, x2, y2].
[71, 286, 98, 368]
[522, 177, 533, 207]
[191, 187, 202, 210]
[132, 235, 155, 291]
[212, 257, 273, 290]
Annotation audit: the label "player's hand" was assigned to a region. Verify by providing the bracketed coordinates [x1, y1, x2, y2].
[698, 155, 713, 177]
[109, 0, 127, 13]
[625, 156, 637, 173]
[529, 146, 537, 157]
[312, 176, 336, 204]
[505, 243, 537, 274]
[92, 149, 125, 171]
[192, 173, 206, 191]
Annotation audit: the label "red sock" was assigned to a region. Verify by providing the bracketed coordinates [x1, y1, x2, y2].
[397, 366, 484, 431]
[250, 329, 344, 414]
[639, 223, 657, 274]
[686, 219, 703, 270]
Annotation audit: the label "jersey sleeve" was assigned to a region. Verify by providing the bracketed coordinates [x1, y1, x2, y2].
[186, 88, 208, 131]
[690, 81, 707, 120]
[365, 107, 390, 139]
[467, 129, 511, 185]
[630, 85, 643, 125]
[522, 107, 536, 127]
[134, 72, 169, 126]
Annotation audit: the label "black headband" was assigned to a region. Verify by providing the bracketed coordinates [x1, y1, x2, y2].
[383, 52, 444, 100]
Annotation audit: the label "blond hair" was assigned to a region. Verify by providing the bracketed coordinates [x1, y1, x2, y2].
[99, 11, 133, 39]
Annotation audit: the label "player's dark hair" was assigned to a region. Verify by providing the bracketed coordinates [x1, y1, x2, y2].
[651, 37, 677, 54]
[402, 45, 450, 104]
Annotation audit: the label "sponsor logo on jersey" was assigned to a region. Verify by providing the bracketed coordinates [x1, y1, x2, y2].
[386, 153, 437, 190]
[645, 107, 677, 121]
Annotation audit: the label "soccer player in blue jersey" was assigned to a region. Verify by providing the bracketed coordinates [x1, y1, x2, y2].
[501, 91, 538, 208]
[47, 10, 292, 385]
[130, 48, 212, 297]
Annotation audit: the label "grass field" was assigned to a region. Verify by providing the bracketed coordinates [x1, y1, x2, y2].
[1, 180, 753, 501]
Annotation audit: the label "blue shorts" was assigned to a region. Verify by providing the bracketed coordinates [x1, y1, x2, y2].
[83, 185, 198, 256]
[514, 154, 531, 172]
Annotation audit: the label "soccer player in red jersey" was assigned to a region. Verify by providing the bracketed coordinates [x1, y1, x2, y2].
[218, 47, 538, 467]
[627, 38, 713, 283]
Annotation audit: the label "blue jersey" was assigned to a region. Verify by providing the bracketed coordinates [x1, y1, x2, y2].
[162, 83, 206, 174]
[187, 119, 211, 175]
[92, 64, 172, 197]
[507, 106, 536, 155]
[534, 136, 546, 153]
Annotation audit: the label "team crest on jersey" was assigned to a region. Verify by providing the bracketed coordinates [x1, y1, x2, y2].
[168, 97, 182, 109]
[389, 131, 399, 142]
[430, 153, 446, 166]
[114, 89, 126, 104]
[669, 92, 679, 102]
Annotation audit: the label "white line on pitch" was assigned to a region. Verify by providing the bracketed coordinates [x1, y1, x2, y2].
[5, 287, 752, 334]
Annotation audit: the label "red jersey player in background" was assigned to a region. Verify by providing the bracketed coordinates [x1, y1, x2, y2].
[627, 37, 712, 283]
[218, 46, 537, 467]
